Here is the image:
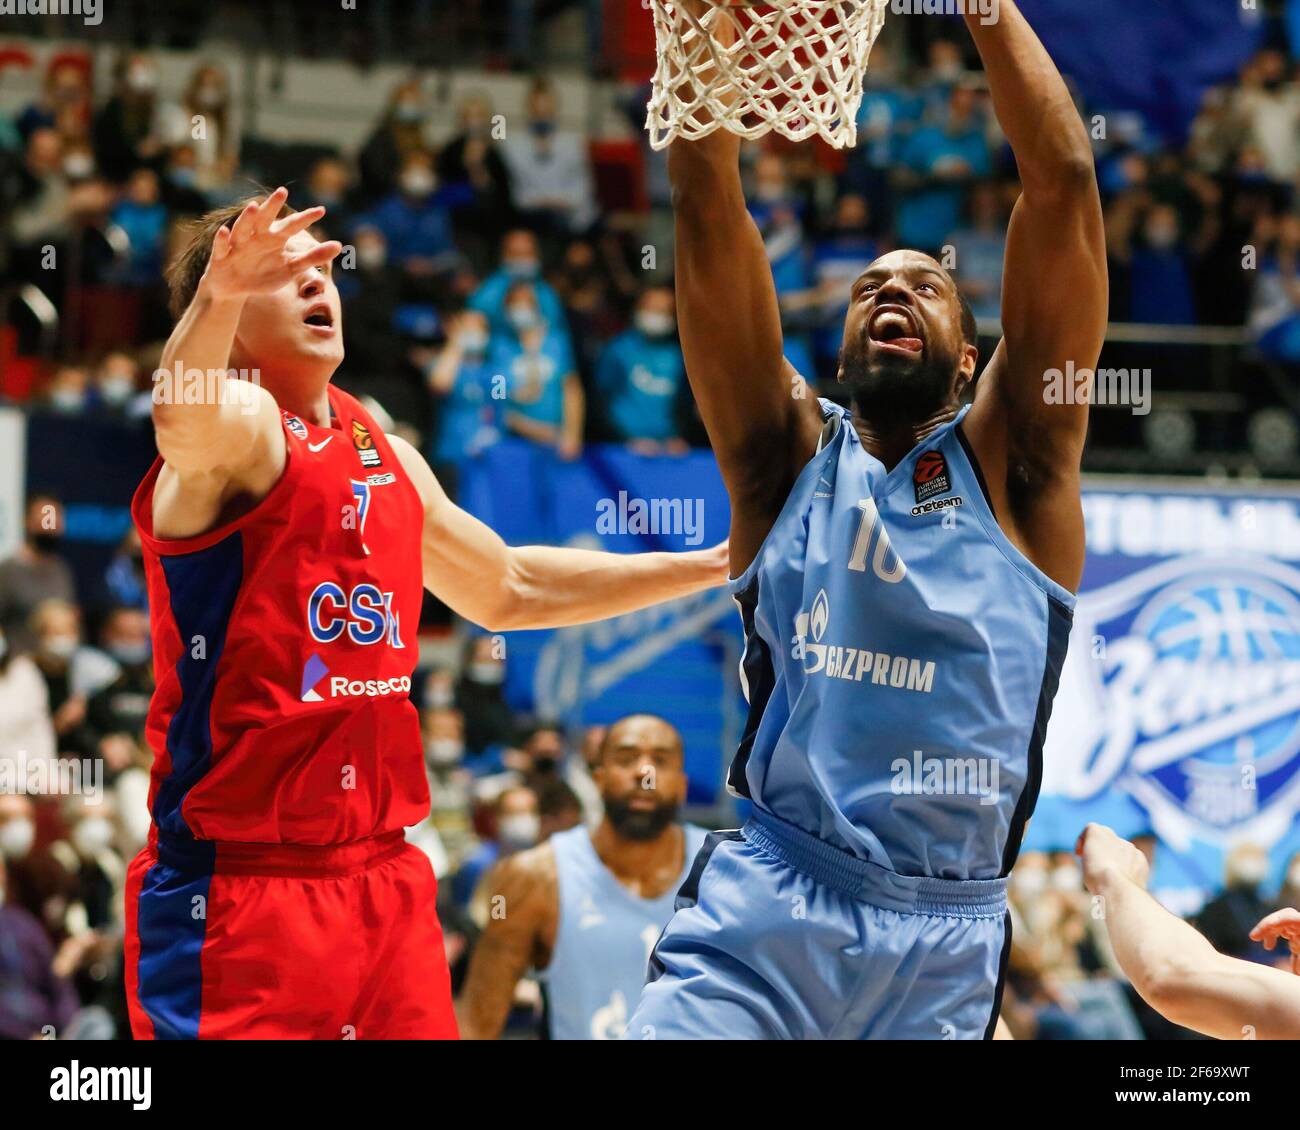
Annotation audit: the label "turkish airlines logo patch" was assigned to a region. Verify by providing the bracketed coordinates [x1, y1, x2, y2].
[351, 419, 382, 468]
[913, 450, 950, 504]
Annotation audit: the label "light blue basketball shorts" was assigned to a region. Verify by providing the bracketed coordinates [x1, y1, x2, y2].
[629, 809, 1011, 1040]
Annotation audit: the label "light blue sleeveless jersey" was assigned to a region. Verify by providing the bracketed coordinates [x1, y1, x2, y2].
[543, 823, 708, 1040]
[729, 399, 1075, 881]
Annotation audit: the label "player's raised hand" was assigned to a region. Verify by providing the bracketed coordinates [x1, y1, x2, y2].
[1249, 908, 1300, 975]
[201, 186, 342, 303]
[1074, 823, 1150, 895]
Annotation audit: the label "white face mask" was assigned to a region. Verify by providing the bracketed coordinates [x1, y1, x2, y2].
[401, 171, 436, 198]
[100, 376, 134, 405]
[0, 816, 35, 859]
[636, 311, 675, 338]
[40, 635, 78, 660]
[467, 661, 505, 686]
[506, 306, 540, 333]
[1052, 865, 1081, 893]
[425, 738, 464, 767]
[1013, 868, 1047, 897]
[357, 244, 386, 271]
[499, 813, 539, 851]
[72, 816, 114, 857]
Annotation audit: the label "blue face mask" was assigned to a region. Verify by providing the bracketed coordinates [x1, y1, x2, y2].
[110, 641, 151, 667]
[504, 259, 540, 280]
[507, 306, 541, 333]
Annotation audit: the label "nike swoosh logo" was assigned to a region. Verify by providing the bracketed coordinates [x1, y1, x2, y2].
[308, 437, 333, 452]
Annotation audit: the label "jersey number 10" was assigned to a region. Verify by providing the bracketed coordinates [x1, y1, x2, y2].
[848, 498, 907, 583]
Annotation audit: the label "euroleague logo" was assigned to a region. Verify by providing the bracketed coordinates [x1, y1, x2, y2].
[911, 450, 962, 516]
[351, 419, 382, 468]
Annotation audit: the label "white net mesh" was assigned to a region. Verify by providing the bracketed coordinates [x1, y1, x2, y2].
[646, 1, 891, 151]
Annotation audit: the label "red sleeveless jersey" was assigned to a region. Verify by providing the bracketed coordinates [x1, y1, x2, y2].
[132, 386, 429, 846]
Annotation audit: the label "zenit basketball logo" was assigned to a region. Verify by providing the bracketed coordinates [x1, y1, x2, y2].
[1046, 555, 1300, 841]
[792, 589, 936, 692]
[351, 419, 382, 468]
[913, 450, 950, 504]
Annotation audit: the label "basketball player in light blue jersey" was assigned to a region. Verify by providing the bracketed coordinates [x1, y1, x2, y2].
[458, 716, 706, 1040]
[630, 0, 1108, 1040]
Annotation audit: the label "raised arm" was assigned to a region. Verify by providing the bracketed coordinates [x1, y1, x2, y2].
[388, 436, 728, 631]
[959, 1, 1107, 591]
[1078, 825, 1300, 1040]
[151, 188, 342, 538]
[668, 5, 823, 572]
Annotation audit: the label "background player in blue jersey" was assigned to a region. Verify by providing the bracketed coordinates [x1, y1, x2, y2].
[629, 0, 1108, 1040]
[457, 715, 706, 1040]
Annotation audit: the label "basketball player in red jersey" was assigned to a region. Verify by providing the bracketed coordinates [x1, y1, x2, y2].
[123, 187, 727, 1040]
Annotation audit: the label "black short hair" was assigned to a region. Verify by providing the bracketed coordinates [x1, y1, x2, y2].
[957, 289, 978, 347]
[597, 713, 684, 764]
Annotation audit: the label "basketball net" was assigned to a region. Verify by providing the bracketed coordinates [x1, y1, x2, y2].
[645, 1, 891, 151]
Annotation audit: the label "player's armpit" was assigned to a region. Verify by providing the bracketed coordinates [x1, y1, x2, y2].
[150, 380, 287, 541]
[456, 846, 557, 1040]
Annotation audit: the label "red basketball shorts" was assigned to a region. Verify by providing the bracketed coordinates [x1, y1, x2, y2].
[124, 831, 458, 1039]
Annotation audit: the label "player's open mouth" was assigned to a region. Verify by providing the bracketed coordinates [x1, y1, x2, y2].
[303, 305, 335, 334]
[868, 307, 924, 355]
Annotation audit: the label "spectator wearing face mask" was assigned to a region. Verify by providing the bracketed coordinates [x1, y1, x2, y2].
[28, 599, 117, 758]
[358, 79, 432, 205]
[335, 225, 408, 395]
[0, 626, 55, 772]
[509, 722, 602, 826]
[159, 143, 211, 214]
[490, 281, 584, 460]
[427, 311, 501, 479]
[1194, 843, 1277, 962]
[362, 150, 459, 279]
[594, 287, 688, 453]
[160, 63, 239, 193]
[91, 53, 164, 184]
[458, 636, 516, 763]
[469, 228, 567, 338]
[436, 94, 515, 257]
[1127, 202, 1196, 325]
[421, 705, 476, 872]
[83, 607, 153, 786]
[456, 784, 541, 911]
[1232, 48, 1300, 184]
[300, 156, 357, 243]
[7, 128, 71, 283]
[0, 494, 78, 655]
[42, 366, 91, 416]
[499, 80, 598, 237]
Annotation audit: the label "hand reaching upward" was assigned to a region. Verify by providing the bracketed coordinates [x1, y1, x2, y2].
[201, 186, 342, 304]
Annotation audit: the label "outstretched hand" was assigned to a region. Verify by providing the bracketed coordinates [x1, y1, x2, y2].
[202, 186, 342, 303]
[1250, 908, 1300, 975]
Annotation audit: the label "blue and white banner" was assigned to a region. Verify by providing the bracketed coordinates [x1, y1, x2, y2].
[1034, 483, 1300, 905]
[458, 449, 1300, 902]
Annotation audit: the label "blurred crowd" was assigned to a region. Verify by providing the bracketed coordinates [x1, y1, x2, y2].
[5, 24, 1300, 1040]
[7, 37, 1300, 472]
